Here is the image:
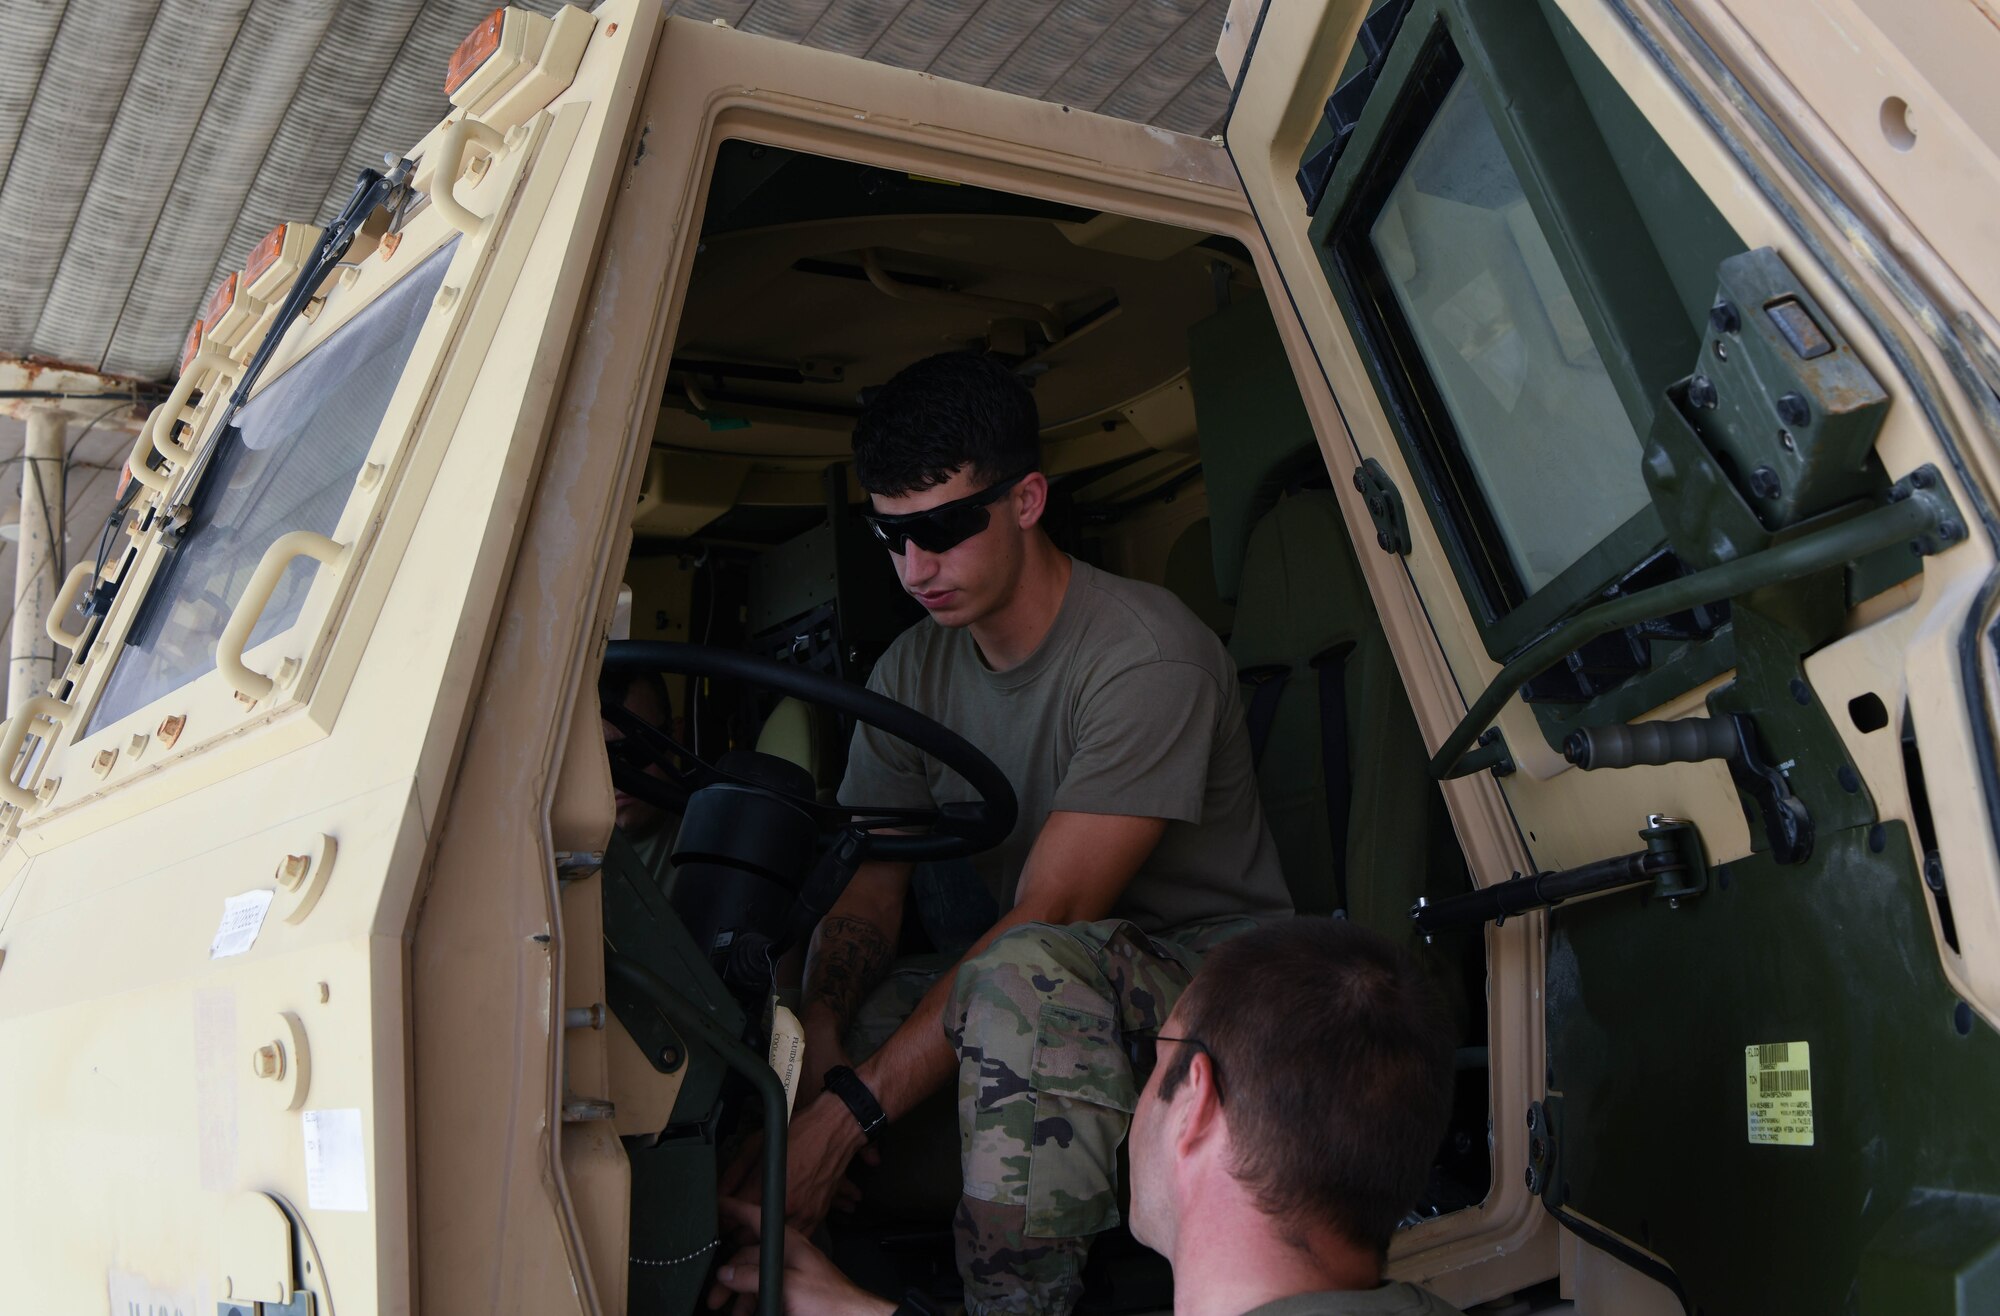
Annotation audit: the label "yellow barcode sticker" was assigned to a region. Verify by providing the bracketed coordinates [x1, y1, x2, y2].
[1745, 1041, 1813, 1146]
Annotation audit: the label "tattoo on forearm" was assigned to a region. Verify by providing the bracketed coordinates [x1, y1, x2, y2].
[806, 915, 895, 1028]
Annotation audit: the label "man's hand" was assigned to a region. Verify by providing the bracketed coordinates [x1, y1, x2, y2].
[718, 1095, 875, 1233]
[707, 1198, 894, 1316]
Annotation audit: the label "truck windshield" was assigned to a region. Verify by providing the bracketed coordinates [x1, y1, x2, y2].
[87, 241, 456, 734]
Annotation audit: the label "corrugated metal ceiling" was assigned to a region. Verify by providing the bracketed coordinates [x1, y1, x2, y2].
[0, 0, 1232, 383]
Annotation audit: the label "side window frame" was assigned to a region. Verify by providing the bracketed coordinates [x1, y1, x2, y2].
[1304, 0, 1731, 662]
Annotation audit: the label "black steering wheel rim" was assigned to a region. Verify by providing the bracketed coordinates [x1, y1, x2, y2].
[602, 640, 1016, 862]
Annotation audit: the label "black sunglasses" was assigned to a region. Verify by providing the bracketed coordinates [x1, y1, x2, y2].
[1128, 1032, 1225, 1104]
[864, 469, 1034, 555]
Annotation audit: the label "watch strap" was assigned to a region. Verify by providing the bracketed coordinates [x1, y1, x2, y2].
[822, 1064, 888, 1143]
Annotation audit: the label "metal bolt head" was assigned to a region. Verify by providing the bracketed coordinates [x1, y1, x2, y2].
[252, 1042, 285, 1080]
[1709, 299, 1741, 334]
[1776, 392, 1810, 427]
[1939, 519, 1965, 541]
[1686, 374, 1718, 410]
[1909, 467, 1936, 490]
[277, 853, 311, 890]
[1748, 465, 1783, 500]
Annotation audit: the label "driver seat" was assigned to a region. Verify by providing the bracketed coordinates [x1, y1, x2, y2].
[755, 696, 835, 800]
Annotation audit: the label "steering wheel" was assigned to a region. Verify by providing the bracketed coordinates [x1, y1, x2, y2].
[599, 640, 1017, 862]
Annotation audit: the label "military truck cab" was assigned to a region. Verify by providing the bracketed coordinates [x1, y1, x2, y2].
[3, 3, 1998, 1314]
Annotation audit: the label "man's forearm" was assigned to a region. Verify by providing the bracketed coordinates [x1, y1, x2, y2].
[852, 887, 1105, 1121]
[803, 914, 895, 1037]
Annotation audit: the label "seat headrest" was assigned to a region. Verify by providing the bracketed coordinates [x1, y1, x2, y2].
[1226, 491, 1370, 671]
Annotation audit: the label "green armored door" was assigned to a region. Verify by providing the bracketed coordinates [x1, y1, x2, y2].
[1221, 1, 2000, 1311]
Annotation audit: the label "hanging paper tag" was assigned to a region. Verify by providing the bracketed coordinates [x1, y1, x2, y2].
[768, 1003, 805, 1120]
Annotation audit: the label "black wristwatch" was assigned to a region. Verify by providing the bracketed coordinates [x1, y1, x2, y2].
[822, 1064, 888, 1143]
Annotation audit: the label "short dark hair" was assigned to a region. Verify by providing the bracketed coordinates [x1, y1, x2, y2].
[850, 351, 1040, 496]
[1156, 919, 1453, 1256]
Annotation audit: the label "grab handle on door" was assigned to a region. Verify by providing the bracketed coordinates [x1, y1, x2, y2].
[430, 116, 506, 237]
[216, 531, 350, 704]
[126, 346, 235, 494]
[46, 563, 97, 652]
[0, 695, 73, 811]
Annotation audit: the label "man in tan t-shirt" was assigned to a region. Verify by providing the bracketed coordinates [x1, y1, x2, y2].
[724, 350, 1291, 1316]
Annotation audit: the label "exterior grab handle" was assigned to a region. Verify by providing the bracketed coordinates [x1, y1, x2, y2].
[431, 117, 506, 237]
[126, 345, 235, 494]
[0, 695, 73, 811]
[46, 563, 96, 652]
[216, 531, 350, 704]
[125, 414, 171, 493]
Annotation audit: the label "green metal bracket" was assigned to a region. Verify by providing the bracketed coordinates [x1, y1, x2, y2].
[1433, 466, 1964, 780]
[1353, 458, 1412, 555]
[1687, 248, 1889, 530]
[1454, 727, 1514, 777]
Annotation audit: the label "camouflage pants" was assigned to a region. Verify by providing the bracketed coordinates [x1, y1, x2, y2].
[841, 917, 1240, 1316]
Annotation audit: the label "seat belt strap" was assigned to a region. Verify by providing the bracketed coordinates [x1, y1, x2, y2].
[1240, 665, 1290, 767]
[1312, 646, 1354, 915]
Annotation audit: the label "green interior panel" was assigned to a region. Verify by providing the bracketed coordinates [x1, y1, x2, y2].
[1532, 0, 1742, 331]
[1187, 297, 1326, 602]
[1545, 821, 2000, 1314]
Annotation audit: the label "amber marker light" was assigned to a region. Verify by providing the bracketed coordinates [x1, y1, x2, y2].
[446, 9, 506, 96]
[244, 225, 287, 286]
[177, 320, 204, 376]
[202, 273, 238, 331]
[241, 221, 323, 302]
[203, 267, 265, 356]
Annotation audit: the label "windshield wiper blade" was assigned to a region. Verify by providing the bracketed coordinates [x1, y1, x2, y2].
[160, 157, 417, 536]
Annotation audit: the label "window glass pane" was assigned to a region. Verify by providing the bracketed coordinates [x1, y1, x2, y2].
[1369, 76, 1647, 594]
[88, 241, 455, 733]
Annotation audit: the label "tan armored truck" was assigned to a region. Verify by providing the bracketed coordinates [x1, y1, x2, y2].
[3, 1, 1997, 1313]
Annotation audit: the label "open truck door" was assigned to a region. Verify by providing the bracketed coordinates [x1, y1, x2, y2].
[1218, 1, 2000, 1312]
[0, 4, 662, 1311]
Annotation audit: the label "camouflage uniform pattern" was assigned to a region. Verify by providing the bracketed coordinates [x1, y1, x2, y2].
[942, 915, 1260, 1316]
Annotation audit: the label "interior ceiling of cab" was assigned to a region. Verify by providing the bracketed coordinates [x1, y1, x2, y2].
[666, 212, 1240, 447]
[0, 0, 1235, 384]
[634, 180, 1248, 541]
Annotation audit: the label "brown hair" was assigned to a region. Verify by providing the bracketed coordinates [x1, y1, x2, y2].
[1155, 919, 1453, 1255]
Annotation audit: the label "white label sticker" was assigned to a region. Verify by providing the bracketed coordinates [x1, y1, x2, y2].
[208, 890, 274, 959]
[302, 1107, 369, 1211]
[1745, 1041, 1814, 1146]
[768, 1002, 805, 1120]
